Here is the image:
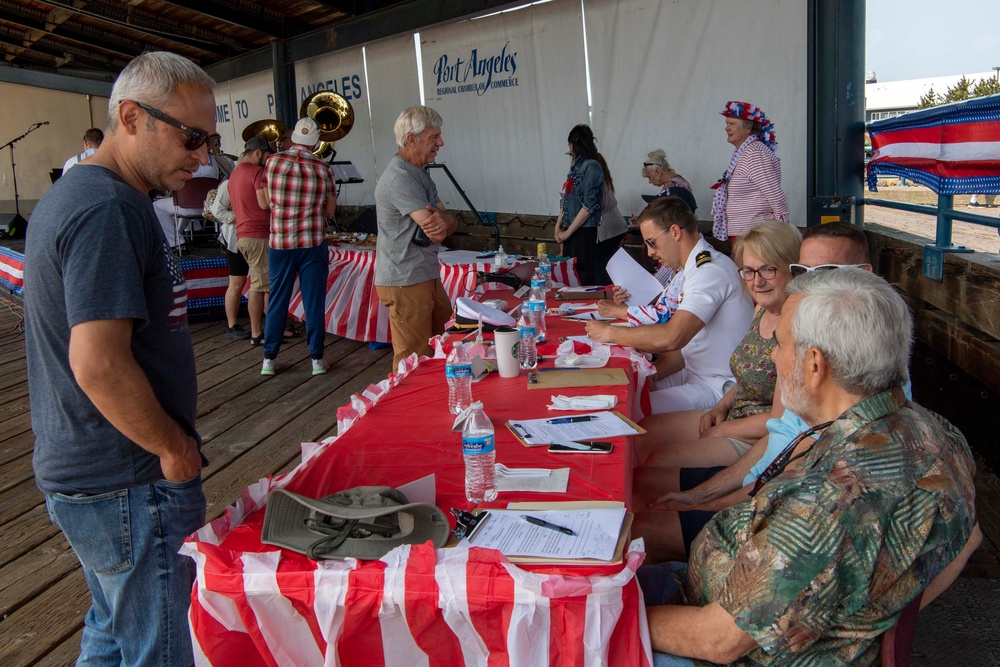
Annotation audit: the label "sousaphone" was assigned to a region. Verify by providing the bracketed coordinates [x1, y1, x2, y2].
[241, 119, 287, 153]
[300, 90, 355, 160]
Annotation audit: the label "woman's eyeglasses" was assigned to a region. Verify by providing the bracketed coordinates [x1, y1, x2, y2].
[126, 100, 222, 156]
[643, 227, 669, 249]
[749, 420, 833, 497]
[788, 263, 866, 278]
[738, 266, 778, 281]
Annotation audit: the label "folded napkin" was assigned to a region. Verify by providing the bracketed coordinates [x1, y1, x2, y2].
[494, 465, 569, 492]
[548, 394, 619, 410]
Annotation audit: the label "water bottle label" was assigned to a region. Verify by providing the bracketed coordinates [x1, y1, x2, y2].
[540, 265, 551, 275]
[531, 278, 545, 289]
[519, 326, 536, 339]
[446, 364, 473, 379]
[462, 434, 495, 455]
[529, 301, 545, 312]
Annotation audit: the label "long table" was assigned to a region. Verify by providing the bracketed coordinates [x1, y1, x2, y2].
[182, 305, 654, 667]
[287, 247, 581, 343]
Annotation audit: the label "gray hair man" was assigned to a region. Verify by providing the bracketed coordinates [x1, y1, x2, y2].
[374, 105, 458, 369]
[639, 268, 976, 666]
[25, 51, 213, 666]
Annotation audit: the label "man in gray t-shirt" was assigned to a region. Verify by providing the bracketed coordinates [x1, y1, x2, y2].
[24, 52, 215, 667]
[374, 106, 458, 369]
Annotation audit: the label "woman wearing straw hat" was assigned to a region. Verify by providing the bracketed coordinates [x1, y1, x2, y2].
[710, 101, 789, 242]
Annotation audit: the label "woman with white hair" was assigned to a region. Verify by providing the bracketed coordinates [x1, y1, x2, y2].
[642, 149, 697, 214]
[711, 101, 789, 242]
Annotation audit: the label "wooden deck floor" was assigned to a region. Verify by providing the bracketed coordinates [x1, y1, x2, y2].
[1, 299, 998, 665]
[0, 302, 392, 666]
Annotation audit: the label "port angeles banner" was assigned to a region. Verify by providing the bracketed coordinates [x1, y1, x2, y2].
[419, 0, 590, 215]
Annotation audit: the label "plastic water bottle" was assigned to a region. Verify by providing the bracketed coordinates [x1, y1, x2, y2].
[517, 302, 537, 370]
[537, 242, 553, 289]
[462, 401, 497, 503]
[494, 245, 508, 269]
[446, 342, 473, 414]
[528, 281, 547, 343]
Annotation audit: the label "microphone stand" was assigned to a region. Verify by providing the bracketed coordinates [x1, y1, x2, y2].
[1, 122, 46, 237]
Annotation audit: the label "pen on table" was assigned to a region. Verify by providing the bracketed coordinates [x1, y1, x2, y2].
[547, 415, 597, 424]
[521, 515, 576, 536]
[539, 367, 581, 372]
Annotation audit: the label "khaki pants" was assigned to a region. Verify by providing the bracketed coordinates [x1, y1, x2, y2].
[376, 279, 452, 371]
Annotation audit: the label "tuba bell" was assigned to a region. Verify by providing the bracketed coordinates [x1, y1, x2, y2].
[241, 119, 288, 153]
[300, 90, 355, 160]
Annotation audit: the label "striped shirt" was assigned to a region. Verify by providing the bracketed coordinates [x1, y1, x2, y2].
[265, 146, 334, 249]
[725, 140, 789, 237]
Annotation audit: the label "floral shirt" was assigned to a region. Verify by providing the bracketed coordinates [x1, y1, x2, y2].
[685, 389, 976, 666]
[726, 308, 777, 420]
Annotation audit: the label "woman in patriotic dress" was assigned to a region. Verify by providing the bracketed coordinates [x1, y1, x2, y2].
[710, 101, 790, 242]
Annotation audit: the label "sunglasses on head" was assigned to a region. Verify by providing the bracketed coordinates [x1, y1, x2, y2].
[788, 263, 866, 278]
[127, 100, 222, 156]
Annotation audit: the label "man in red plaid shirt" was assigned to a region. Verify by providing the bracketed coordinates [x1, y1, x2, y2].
[261, 117, 336, 376]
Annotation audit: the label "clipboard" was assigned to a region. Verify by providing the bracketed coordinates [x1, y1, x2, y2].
[505, 410, 646, 448]
[526, 367, 628, 389]
[472, 501, 633, 565]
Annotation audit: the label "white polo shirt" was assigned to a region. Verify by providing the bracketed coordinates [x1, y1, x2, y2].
[674, 235, 754, 392]
[62, 147, 97, 174]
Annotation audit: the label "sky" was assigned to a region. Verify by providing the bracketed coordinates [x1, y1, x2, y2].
[866, 0, 1000, 82]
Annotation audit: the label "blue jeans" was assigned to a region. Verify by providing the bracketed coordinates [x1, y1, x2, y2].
[265, 243, 329, 360]
[638, 562, 697, 667]
[45, 477, 206, 667]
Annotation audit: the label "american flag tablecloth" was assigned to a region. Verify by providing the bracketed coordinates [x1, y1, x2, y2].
[181, 354, 653, 667]
[0, 246, 24, 295]
[288, 247, 581, 344]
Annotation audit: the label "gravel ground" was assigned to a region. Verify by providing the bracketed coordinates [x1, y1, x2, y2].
[864, 187, 999, 254]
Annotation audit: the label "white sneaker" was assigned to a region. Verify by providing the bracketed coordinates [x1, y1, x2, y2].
[261, 358, 276, 376]
[311, 358, 328, 375]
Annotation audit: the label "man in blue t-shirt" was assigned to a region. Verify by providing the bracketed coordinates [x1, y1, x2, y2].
[24, 51, 218, 667]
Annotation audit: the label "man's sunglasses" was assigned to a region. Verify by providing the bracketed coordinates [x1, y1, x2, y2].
[643, 226, 669, 249]
[127, 100, 221, 156]
[789, 263, 867, 278]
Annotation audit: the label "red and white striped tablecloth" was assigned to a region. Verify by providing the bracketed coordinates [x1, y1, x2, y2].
[288, 247, 580, 343]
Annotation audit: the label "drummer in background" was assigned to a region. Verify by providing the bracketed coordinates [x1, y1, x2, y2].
[62, 128, 103, 174]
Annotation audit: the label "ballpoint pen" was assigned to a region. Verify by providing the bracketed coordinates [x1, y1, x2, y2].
[547, 415, 597, 424]
[520, 515, 576, 536]
[539, 367, 581, 372]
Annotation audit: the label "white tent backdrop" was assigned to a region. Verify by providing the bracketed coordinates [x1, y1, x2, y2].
[418, 0, 590, 216]
[363, 33, 422, 183]
[585, 0, 808, 224]
[213, 70, 276, 157]
[296, 49, 378, 206]
[211, 0, 808, 223]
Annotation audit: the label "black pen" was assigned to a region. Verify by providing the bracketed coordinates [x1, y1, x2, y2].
[547, 415, 596, 424]
[520, 515, 576, 536]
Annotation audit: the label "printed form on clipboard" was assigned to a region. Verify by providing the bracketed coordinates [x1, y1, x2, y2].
[466, 507, 628, 562]
[507, 410, 643, 446]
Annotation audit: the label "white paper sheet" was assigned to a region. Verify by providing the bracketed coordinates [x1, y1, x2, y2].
[495, 467, 570, 493]
[563, 311, 615, 321]
[466, 508, 626, 561]
[606, 248, 664, 307]
[508, 411, 638, 445]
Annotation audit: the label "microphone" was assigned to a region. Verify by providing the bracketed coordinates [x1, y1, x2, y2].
[39, 121, 49, 125]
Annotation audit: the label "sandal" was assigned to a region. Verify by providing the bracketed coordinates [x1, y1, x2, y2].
[250, 335, 263, 347]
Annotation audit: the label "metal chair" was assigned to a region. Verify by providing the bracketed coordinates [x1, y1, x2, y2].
[171, 177, 220, 253]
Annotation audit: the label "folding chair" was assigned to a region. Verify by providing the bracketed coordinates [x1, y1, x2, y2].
[171, 177, 220, 253]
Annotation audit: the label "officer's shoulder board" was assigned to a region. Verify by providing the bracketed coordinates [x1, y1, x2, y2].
[695, 250, 712, 268]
